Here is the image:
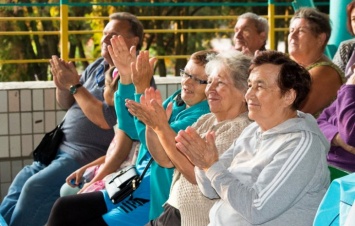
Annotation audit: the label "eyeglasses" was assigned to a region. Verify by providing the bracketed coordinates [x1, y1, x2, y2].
[179, 69, 208, 85]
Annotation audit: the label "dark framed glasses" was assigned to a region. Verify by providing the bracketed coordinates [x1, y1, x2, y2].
[179, 69, 208, 85]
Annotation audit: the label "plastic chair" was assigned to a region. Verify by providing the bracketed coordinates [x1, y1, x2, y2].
[328, 165, 350, 181]
[313, 169, 354, 226]
[291, 0, 315, 10]
[0, 214, 8, 226]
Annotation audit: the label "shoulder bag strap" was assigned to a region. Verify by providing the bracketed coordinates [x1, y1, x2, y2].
[137, 158, 154, 181]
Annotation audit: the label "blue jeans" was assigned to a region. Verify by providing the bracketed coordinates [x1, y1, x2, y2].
[0, 151, 81, 226]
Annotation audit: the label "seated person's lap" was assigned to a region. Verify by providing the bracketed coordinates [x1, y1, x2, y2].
[101, 173, 151, 225]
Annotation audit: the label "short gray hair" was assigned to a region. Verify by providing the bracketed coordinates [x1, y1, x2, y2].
[290, 7, 331, 49]
[205, 50, 251, 93]
[239, 12, 269, 37]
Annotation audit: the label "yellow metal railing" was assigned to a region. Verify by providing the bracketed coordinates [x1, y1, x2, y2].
[61, 3, 69, 61]
[0, 1, 328, 67]
[0, 15, 291, 65]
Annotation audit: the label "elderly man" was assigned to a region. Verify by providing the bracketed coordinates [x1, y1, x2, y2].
[0, 12, 144, 226]
[233, 12, 269, 55]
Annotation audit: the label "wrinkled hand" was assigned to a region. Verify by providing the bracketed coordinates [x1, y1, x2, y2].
[131, 51, 157, 93]
[125, 87, 172, 131]
[108, 35, 136, 84]
[50, 55, 80, 90]
[104, 67, 121, 106]
[175, 127, 219, 170]
[65, 167, 86, 188]
[332, 133, 355, 154]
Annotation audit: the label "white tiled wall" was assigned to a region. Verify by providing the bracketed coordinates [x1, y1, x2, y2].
[0, 77, 181, 201]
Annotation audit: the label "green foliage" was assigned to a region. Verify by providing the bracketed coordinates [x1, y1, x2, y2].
[0, 0, 329, 81]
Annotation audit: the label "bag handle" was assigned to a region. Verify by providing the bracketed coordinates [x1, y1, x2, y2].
[58, 120, 65, 129]
[137, 158, 154, 182]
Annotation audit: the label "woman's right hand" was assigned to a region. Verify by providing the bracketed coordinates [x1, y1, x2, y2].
[125, 87, 171, 131]
[65, 167, 86, 188]
[176, 127, 219, 171]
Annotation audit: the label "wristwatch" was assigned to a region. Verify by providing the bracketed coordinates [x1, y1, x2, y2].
[69, 84, 82, 95]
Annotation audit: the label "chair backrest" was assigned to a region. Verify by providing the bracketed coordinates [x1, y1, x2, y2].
[324, 44, 338, 59]
[313, 167, 353, 225]
[328, 165, 350, 181]
[0, 213, 8, 226]
[291, 0, 315, 10]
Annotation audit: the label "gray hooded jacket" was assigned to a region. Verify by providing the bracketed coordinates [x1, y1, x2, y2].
[195, 111, 330, 226]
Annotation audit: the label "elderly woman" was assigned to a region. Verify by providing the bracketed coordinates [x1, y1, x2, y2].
[126, 50, 252, 226]
[317, 70, 355, 172]
[288, 7, 344, 115]
[177, 51, 330, 225]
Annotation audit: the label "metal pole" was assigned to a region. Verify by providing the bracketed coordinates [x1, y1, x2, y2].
[268, 0, 275, 50]
[60, 0, 69, 61]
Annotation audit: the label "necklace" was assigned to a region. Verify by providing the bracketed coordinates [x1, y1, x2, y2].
[304, 54, 323, 70]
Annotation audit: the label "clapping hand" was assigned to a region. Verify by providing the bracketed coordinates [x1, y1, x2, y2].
[125, 87, 172, 132]
[131, 51, 157, 93]
[50, 56, 80, 90]
[175, 127, 219, 171]
[108, 35, 137, 84]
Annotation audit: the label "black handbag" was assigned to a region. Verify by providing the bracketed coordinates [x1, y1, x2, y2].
[32, 121, 64, 166]
[105, 158, 153, 204]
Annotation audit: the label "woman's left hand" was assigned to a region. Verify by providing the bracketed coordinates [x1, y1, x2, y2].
[176, 127, 219, 171]
[131, 51, 157, 93]
[108, 35, 136, 84]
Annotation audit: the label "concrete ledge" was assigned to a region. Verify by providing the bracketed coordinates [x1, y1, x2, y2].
[0, 76, 181, 90]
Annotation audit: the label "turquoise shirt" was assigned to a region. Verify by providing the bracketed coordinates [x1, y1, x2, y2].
[115, 83, 210, 219]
